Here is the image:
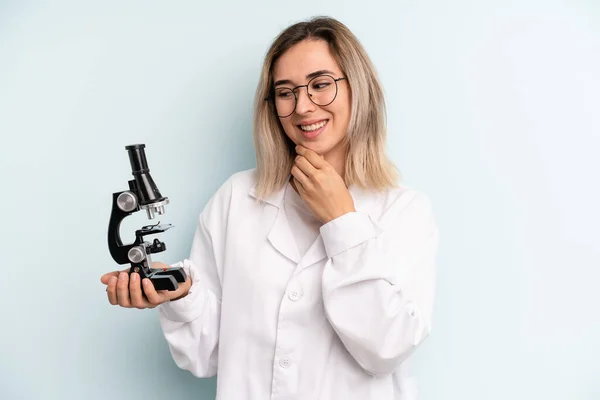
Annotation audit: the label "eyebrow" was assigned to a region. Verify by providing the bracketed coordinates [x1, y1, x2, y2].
[274, 69, 336, 87]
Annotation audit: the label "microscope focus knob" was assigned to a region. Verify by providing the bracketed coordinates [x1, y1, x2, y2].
[117, 191, 138, 213]
[127, 246, 146, 263]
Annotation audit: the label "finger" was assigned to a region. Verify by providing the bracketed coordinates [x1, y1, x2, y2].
[116, 272, 132, 308]
[107, 276, 119, 305]
[294, 155, 318, 178]
[129, 273, 150, 309]
[296, 145, 326, 169]
[293, 177, 308, 198]
[141, 278, 164, 307]
[291, 164, 310, 188]
[100, 271, 121, 285]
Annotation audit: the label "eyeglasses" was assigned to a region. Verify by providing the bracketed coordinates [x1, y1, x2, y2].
[264, 74, 347, 118]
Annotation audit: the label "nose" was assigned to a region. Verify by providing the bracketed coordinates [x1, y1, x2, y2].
[294, 86, 316, 115]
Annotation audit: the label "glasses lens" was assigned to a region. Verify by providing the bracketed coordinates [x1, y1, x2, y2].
[274, 88, 295, 117]
[308, 75, 337, 106]
[272, 75, 340, 117]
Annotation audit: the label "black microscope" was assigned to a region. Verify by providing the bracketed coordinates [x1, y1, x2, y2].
[107, 144, 187, 292]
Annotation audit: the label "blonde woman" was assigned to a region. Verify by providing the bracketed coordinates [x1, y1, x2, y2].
[102, 16, 439, 400]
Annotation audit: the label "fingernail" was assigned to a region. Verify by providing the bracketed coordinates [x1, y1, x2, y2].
[119, 272, 127, 281]
[131, 273, 138, 282]
[142, 279, 150, 286]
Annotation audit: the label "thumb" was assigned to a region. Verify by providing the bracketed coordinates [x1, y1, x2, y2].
[100, 269, 127, 285]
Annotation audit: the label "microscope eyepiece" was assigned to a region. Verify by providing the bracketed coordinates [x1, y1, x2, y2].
[125, 144, 168, 219]
[125, 144, 149, 174]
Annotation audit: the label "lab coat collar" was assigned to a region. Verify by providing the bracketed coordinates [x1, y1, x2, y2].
[248, 175, 299, 264]
[248, 180, 286, 208]
[248, 175, 377, 270]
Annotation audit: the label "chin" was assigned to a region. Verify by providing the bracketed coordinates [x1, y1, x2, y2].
[296, 139, 325, 153]
[286, 125, 342, 156]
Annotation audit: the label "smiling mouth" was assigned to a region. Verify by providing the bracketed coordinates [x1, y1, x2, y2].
[298, 120, 328, 132]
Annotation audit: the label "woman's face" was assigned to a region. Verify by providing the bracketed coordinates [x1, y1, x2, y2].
[272, 39, 351, 159]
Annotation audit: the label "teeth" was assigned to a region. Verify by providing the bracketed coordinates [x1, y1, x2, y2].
[300, 120, 327, 132]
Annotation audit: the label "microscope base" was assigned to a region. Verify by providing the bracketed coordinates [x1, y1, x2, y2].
[129, 264, 188, 292]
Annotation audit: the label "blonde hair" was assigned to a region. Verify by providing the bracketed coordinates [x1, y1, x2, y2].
[252, 16, 400, 200]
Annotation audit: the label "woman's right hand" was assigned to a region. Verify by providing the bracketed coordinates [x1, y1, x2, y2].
[100, 262, 192, 309]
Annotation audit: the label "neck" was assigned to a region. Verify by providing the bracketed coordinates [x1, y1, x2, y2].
[323, 141, 347, 180]
[324, 150, 346, 180]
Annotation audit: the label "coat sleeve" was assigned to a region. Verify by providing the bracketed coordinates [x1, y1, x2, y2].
[156, 177, 233, 378]
[320, 190, 439, 377]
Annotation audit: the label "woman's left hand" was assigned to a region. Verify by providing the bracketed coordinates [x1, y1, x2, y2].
[291, 145, 356, 224]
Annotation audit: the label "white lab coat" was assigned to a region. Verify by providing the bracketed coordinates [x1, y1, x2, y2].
[158, 168, 439, 400]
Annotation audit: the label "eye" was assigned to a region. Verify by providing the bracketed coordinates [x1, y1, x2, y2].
[310, 80, 332, 91]
[275, 89, 294, 99]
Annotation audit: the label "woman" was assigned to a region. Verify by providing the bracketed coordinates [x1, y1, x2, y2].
[101, 16, 439, 400]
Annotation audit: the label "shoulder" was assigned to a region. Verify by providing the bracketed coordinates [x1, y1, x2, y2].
[207, 168, 257, 198]
[383, 184, 434, 214]
[228, 168, 258, 194]
[356, 183, 436, 230]
[199, 168, 257, 220]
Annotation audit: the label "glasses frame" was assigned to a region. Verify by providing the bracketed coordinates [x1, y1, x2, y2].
[264, 74, 347, 118]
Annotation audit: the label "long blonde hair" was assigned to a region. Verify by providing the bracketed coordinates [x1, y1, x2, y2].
[252, 16, 400, 200]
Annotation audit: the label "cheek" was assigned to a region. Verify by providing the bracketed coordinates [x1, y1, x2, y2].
[281, 119, 297, 141]
[331, 96, 351, 132]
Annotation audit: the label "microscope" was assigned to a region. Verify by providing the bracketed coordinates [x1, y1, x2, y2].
[107, 144, 187, 292]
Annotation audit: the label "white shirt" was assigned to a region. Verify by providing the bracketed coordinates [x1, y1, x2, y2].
[158, 168, 439, 400]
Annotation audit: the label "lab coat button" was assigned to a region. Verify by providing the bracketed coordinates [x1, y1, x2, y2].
[288, 288, 303, 301]
[279, 357, 291, 368]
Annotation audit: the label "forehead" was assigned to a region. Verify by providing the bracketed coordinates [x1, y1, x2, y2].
[272, 39, 341, 82]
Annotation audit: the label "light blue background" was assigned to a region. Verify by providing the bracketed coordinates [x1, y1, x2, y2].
[1, 1, 598, 399]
